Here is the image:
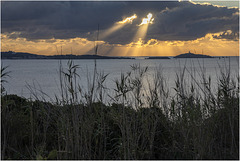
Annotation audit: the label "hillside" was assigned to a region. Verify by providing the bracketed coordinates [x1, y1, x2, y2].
[146, 56, 170, 59]
[1, 51, 133, 59]
[174, 51, 212, 58]
[1, 51, 47, 59]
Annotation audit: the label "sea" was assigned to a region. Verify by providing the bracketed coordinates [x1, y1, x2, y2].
[2, 57, 239, 103]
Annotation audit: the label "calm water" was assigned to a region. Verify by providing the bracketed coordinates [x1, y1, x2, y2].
[2, 57, 239, 102]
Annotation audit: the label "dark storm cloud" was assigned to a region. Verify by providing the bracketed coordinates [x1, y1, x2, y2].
[145, 2, 239, 41]
[1, 1, 185, 41]
[2, 2, 125, 34]
[1, 1, 239, 44]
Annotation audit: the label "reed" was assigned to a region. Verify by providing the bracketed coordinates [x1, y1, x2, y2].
[1, 58, 239, 160]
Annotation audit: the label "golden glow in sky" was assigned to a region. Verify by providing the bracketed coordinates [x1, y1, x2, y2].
[138, 13, 154, 26]
[132, 13, 154, 43]
[133, 23, 148, 42]
[100, 14, 137, 39]
[100, 24, 124, 39]
[1, 8, 239, 57]
[1, 1, 238, 57]
[117, 14, 137, 24]
[1, 32, 238, 57]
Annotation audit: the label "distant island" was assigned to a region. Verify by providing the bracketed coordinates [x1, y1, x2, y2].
[1, 51, 134, 59]
[174, 51, 213, 58]
[2, 51, 217, 60]
[146, 56, 170, 59]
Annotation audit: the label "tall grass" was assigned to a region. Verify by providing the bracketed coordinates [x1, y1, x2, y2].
[1, 58, 239, 160]
[1, 65, 11, 95]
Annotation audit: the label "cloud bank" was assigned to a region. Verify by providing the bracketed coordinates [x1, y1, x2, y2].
[2, 1, 239, 45]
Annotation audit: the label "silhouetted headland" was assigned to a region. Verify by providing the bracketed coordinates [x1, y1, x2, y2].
[146, 56, 170, 59]
[1, 51, 134, 59]
[174, 51, 213, 58]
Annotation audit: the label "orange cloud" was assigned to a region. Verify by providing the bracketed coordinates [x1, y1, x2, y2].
[1, 32, 239, 57]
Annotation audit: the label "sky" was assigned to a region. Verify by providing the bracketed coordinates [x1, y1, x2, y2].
[1, 1, 239, 56]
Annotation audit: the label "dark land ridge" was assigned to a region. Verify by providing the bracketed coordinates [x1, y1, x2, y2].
[146, 56, 170, 59]
[174, 51, 213, 58]
[2, 51, 227, 59]
[1, 51, 134, 59]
